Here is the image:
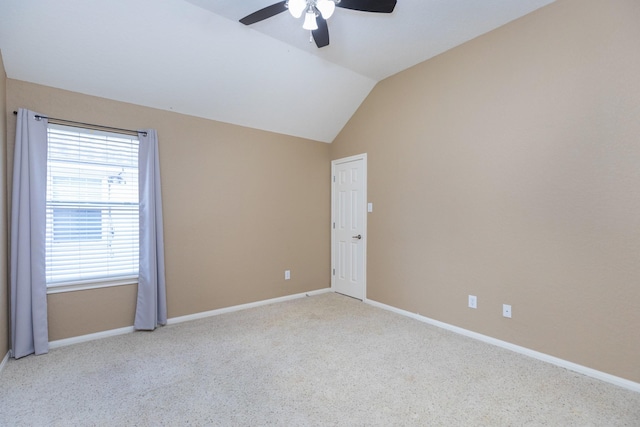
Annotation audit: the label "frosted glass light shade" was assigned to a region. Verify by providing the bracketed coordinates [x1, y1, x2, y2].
[302, 10, 318, 30]
[288, 0, 306, 18]
[316, 0, 335, 19]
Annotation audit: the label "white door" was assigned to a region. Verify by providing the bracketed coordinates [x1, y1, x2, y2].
[331, 154, 367, 300]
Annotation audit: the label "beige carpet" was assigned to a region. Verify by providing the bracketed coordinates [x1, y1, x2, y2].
[0, 292, 638, 426]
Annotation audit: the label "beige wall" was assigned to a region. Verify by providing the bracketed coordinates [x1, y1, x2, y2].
[6, 80, 331, 341]
[331, 0, 640, 382]
[0, 51, 8, 358]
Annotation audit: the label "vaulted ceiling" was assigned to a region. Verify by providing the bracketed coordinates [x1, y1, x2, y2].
[0, 0, 555, 142]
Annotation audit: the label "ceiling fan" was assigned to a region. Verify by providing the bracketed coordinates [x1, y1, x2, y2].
[239, 0, 397, 48]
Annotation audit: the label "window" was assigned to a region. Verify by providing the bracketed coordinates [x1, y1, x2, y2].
[45, 124, 139, 288]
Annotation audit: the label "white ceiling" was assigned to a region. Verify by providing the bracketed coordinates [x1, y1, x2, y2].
[0, 0, 555, 142]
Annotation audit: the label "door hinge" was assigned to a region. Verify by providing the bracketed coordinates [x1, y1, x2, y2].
[333, 222, 335, 229]
[333, 269, 335, 275]
[333, 175, 336, 182]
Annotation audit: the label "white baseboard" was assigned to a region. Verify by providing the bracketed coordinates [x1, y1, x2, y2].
[167, 288, 331, 325]
[47, 288, 332, 349]
[0, 351, 9, 376]
[365, 298, 640, 394]
[49, 326, 135, 349]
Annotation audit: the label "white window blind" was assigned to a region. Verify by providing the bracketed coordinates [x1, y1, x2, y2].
[45, 124, 139, 287]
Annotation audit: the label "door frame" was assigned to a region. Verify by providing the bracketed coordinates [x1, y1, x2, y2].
[331, 153, 367, 301]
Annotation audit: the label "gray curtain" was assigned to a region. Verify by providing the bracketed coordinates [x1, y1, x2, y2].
[134, 129, 167, 330]
[10, 109, 49, 358]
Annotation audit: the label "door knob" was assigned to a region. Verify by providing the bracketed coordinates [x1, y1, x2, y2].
[352, 234, 362, 240]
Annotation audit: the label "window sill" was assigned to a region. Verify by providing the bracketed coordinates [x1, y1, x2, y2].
[47, 277, 138, 294]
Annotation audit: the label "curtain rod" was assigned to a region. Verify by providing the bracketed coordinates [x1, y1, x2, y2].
[12, 110, 147, 137]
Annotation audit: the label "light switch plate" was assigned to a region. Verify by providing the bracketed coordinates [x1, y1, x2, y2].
[503, 304, 512, 318]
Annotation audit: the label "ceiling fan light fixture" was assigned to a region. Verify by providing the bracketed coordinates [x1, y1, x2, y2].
[316, 0, 335, 19]
[287, 0, 306, 19]
[302, 9, 318, 30]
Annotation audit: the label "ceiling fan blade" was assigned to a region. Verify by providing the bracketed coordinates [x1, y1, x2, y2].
[312, 17, 330, 48]
[336, 0, 397, 13]
[239, 1, 288, 25]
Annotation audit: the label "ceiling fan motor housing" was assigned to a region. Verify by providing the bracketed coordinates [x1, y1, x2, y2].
[287, 0, 339, 20]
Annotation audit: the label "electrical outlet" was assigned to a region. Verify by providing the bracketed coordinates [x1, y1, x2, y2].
[468, 295, 477, 309]
[503, 304, 512, 318]
[284, 270, 291, 280]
